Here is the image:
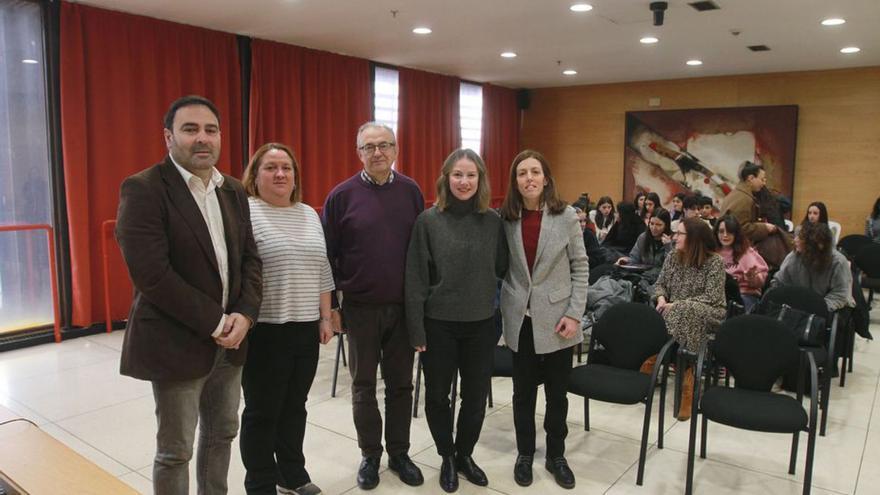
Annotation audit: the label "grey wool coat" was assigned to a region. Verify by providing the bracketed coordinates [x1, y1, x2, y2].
[500, 205, 590, 354]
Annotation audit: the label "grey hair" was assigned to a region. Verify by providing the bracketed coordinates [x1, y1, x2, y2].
[356, 122, 396, 148]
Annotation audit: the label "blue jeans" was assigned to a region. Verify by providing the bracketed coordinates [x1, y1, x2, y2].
[152, 348, 242, 495]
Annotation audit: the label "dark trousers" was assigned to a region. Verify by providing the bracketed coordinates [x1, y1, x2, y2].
[422, 317, 496, 457]
[512, 317, 573, 458]
[240, 321, 320, 494]
[344, 301, 415, 458]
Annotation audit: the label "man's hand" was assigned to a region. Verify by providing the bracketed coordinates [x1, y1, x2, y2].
[414, 345, 426, 352]
[215, 312, 250, 349]
[554, 316, 580, 339]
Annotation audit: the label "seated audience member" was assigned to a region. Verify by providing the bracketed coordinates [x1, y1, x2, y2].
[868, 196, 880, 243]
[653, 218, 726, 421]
[670, 192, 686, 222]
[634, 191, 646, 218]
[714, 215, 768, 313]
[801, 201, 829, 225]
[603, 202, 645, 258]
[643, 192, 661, 224]
[593, 196, 616, 243]
[616, 207, 672, 269]
[670, 195, 701, 232]
[697, 194, 716, 226]
[772, 221, 855, 313]
[574, 206, 593, 233]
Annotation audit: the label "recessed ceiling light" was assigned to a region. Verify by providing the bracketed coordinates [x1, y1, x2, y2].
[821, 18, 846, 26]
[563, 69, 578, 76]
[686, 59, 703, 66]
[21, 59, 38, 64]
[500, 52, 517, 58]
[840, 46, 860, 54]
[412, 27, 432, 35]
[570, 4, 593, 12]
[640, 37, 659, 44]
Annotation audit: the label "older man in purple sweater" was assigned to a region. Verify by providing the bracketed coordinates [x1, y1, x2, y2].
[322, 122, 425, 490]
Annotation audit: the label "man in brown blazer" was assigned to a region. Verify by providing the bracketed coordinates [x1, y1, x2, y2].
[115, 95, 262, 494]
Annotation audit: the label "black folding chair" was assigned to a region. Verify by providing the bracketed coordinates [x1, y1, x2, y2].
[758, 286, 838, 436]
[686, 315, 818, 495]
[567, 302, 673, 486]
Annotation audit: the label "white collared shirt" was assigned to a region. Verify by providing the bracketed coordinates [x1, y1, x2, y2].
[171, 156, 229, 336]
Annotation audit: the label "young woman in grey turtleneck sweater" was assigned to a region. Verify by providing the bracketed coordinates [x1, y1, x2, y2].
[405, 149, 507, 493]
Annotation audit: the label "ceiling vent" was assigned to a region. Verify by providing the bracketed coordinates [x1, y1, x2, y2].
[688, 1, 720, 11]
[747, 45, 771, 52]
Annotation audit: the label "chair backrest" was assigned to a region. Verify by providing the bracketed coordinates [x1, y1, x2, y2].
[855, 243, 880, 278]
[713, 315, 800, 391]
[838, 234, 872, 260]
[784, 219, 794, 233]
[759, 285, 828, 321]
[591, 302, 668, 370]
[828, 220, 842, 245]
[589, 209, 597, 223]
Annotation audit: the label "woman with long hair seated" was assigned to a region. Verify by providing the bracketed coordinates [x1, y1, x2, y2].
[772, 221, 854, 313]
[653, 218, 726, 421]
[593, 196, 616, 243]
[642, 192, 662, 224]
[714, 215, 768, 313]
[603, 201, 645, 258]
[801, 201, 829, 225]
[616, 207, 673, 269]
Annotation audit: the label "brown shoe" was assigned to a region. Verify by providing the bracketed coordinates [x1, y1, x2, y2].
[639, 354, 658, 375]
[677, 366, 694, 421]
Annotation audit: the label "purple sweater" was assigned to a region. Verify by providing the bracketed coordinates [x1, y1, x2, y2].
[322, 172, 424, 305]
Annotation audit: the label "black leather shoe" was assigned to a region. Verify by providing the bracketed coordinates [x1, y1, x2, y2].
[357, 456, 380, 490]
[388, 453, 424, 486]
[439, 456, 459, 492]
[545, 456, 575, 489]
[513, 454, 533, 487]
[456, 454, 488, 486]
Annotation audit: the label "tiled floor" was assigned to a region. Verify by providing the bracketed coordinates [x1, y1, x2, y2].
[1, 308, 878, 494]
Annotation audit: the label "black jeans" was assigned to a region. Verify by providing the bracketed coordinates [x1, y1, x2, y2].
[512, 317, 573, 458]
[344, 301, 415, 458]
[422, 316, 496, 457]
[240, 321, 319, 494]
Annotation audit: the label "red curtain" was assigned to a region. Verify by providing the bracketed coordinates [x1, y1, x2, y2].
[481, 84, 521, 206]
[60, 2, 243, 327]
[398, 68, 461, 202]
[249, 40, 371, 208]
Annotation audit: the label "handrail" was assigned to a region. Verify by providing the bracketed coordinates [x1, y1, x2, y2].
[0, 224, 62, 342]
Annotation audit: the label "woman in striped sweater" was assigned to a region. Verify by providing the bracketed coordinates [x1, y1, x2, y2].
[239, 143, 334, 495]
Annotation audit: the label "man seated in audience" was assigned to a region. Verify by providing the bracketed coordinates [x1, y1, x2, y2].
[670, 195, 702, 232]
[697, 195, 716, 227]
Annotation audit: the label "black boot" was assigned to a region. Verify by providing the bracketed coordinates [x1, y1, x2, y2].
[439, 456, 458, 492]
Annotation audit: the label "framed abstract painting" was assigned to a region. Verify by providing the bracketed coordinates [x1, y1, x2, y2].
[624, 105, 798, 209]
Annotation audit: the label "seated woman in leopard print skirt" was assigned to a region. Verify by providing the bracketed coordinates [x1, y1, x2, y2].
[653, 217, 726, 421]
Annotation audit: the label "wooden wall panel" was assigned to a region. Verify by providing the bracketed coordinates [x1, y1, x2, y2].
[521, 67, 880, 236]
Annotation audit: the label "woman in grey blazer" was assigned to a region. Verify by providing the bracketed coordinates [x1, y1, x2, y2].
[498, 150, 589, 490]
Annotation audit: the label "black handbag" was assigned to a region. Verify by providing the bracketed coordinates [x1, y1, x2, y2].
[764, 301, 827, 346]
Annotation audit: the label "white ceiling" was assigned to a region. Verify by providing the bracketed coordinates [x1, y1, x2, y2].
[77, 0, 880, 88]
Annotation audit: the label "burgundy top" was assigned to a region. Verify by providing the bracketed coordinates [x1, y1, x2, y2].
[521, 209, 543, 275]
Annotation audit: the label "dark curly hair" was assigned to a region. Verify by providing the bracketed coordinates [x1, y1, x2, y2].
[797, 221, 833, 273]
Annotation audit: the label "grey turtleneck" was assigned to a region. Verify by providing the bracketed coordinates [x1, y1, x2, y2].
[404, 198, 508, 347]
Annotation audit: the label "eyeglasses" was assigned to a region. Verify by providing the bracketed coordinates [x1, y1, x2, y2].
[359, 142, 396, 154]
[673, 231, 687, 237]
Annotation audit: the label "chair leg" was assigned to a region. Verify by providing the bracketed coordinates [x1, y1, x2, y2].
[413, 355, 422, 418]
[839, 355, 847, 387]
[848, 329, 855, 373]
[487, 379, 494, 408]
[699, 415, 708, 459]
[803, 426, 818, 495]
[820, 376, 830, 436]
[636, 391, 654, 486]
[788, 431, 799, 475]
[685, 402, 699, 495]
[341, 333, 347, 367]
[331, 333, 343, 397]
[576, 342, 583, 363]
[658, 370, 667, 449]
[584, 397, 590, 431]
